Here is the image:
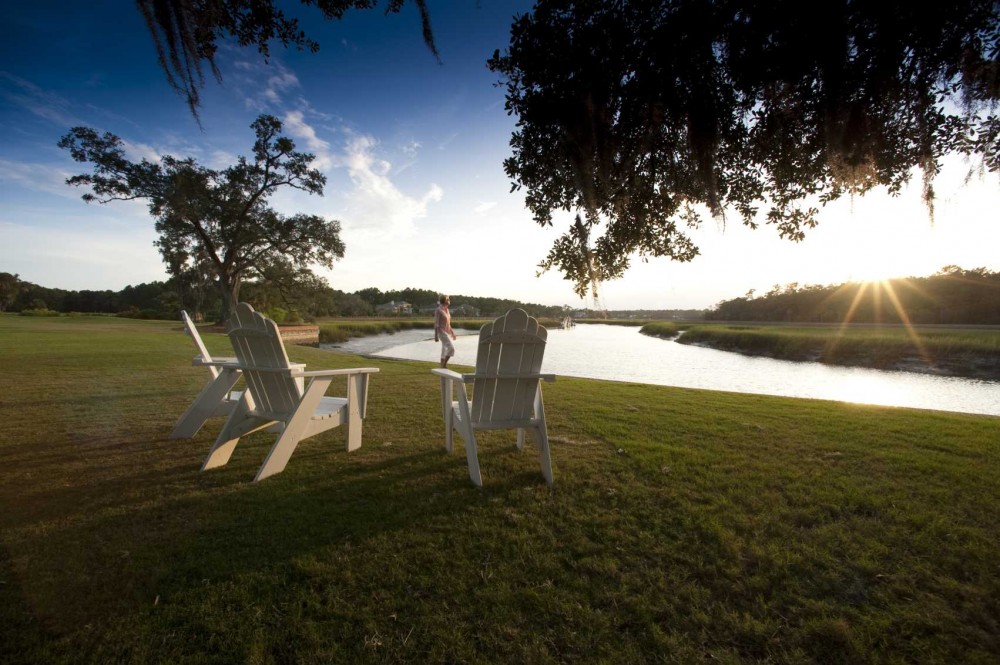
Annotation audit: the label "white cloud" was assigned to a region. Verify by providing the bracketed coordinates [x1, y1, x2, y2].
[473, 201, 497, 215]
[283, 110, 334, 170]
[209, 149, 238, 169]
[121, 139, 161, 164]
[339, 134, 443, 239]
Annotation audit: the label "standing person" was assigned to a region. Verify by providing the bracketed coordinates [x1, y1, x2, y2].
[434, 294, 457, 368]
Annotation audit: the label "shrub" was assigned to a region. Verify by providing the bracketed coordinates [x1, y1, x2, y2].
[19, 308, 61, 317]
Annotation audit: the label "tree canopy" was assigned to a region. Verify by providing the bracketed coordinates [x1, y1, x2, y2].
[58, 114, 345, 317]
[0, 272, 20, 312]
[137, 0, 438, 117]
[488, 0, 1000, 297]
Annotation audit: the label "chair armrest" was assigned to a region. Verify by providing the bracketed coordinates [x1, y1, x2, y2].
[460, 373, 556, 383]
[209, 362, 308, 373]
[195, 357, 238, 367]
[299, 367, 380, 378]
[431, 368, 464, 381]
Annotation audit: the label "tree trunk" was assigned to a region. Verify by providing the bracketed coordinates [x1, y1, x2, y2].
[218, 273, 242, 324]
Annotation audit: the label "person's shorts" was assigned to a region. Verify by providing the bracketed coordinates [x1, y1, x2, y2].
[440, 335, 455, 359]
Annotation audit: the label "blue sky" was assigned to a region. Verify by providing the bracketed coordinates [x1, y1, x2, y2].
[2, 1, 999, 310]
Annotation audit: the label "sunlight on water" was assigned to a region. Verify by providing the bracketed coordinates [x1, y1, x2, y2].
[830, 373, 917, 408]
[323, 325, 1000, 417]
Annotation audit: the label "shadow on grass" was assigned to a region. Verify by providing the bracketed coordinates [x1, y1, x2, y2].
[1, 411, 554, 641]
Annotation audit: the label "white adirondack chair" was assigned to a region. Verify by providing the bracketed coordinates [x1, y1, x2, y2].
[169, 310, 244, 439]
[432, 308, 555, 486]
[201, 302, 379, 482]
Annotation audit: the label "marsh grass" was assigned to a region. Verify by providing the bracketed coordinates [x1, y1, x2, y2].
[679, 324, 1000, 376]
[638, 321, 679, 338]
[1, 314, 998, 663]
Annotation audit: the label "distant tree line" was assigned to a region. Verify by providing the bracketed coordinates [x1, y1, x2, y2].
[603, 309, 706, 321]
[706, 267, 1000, 325]
[0, 272, 568, 321]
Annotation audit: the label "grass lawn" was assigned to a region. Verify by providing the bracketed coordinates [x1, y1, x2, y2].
[1, 314, 998, 663]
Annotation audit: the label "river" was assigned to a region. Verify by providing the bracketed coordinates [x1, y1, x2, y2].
[322, 324, 1000, 417]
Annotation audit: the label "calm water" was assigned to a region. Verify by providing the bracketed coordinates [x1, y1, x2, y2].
[323, 324, 1000, 416]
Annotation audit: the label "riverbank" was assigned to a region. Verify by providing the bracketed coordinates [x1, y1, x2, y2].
[655, 324, 1000, 381]
[316, 316, 562, 344]
[2, 314, 999, 663]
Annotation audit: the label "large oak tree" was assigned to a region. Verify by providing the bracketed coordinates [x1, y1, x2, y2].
[488, 0, 1000, 297]
[59, 114, 345, 317]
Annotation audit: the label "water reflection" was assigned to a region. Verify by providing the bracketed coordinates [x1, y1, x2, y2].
[323, 324, 1000, 417]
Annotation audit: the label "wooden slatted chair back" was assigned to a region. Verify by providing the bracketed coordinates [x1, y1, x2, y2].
[471, 308, 547, 425]
[227, 303, 302, 419]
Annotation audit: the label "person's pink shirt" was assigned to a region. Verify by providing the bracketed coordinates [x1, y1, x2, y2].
[435, 305, 453, 336]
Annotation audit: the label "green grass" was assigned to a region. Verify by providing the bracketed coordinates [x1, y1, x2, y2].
[1, 313, 999, 663]
[678, 323, 1000, 378]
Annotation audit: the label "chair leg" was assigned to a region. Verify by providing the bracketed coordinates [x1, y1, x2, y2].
[255, 408, 315, 482]
[171, 367, 241, 439]
[254, 378, 331, 481]
[454, 391, 481, 486]
[344, 373, 366, 452]
[534, 389, 553, 485]
[202, 395, 269, 471]
[463, 426, 483, 487]
[444, 406, 454, 453]
[535, 425, 554, 486]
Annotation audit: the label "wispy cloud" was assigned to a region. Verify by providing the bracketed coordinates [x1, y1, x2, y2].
[228, 56, 301, 111]
[0, 158, 153, 220]
[474, 201, 498, 215]
[0, 159, 83, 200]
[437, 132, 459, 151]
[263, 69, 299, 105]
[0, 71, 81, 127]
[402, 140, 421, 157]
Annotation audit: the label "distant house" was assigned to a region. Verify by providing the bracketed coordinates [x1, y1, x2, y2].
[417, 302, 479, 317]
[451, 303, 480, 317]
[375, 300, 412, 315]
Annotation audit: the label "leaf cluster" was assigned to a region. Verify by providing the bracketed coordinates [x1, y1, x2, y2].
[136, 0, 438, 117]
[489, 0, 1000, 295]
